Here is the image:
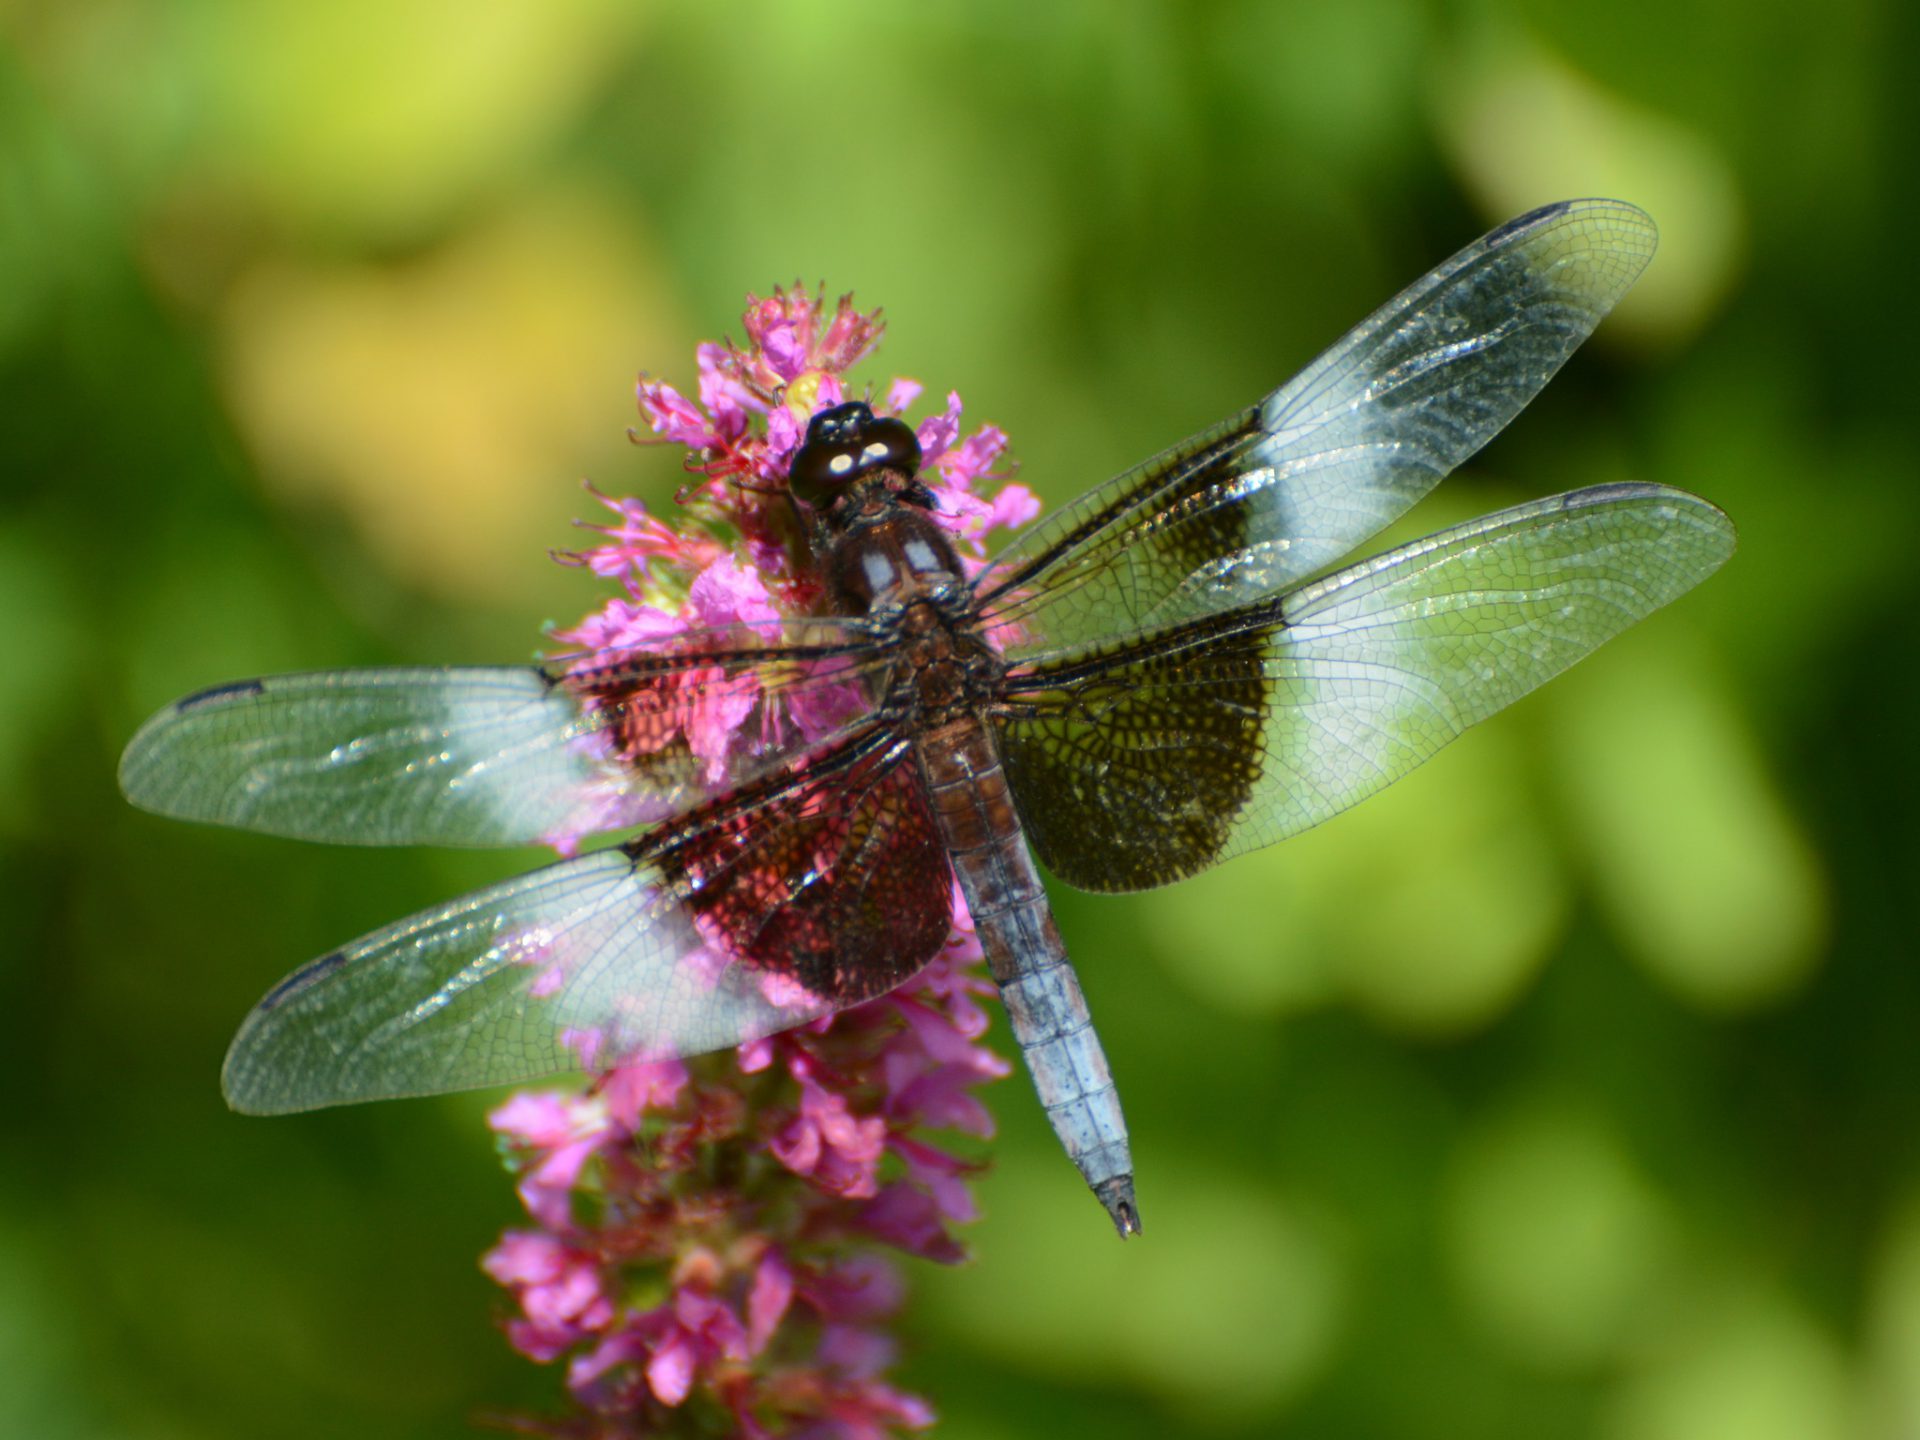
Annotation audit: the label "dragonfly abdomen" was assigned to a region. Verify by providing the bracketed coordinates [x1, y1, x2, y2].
[916, 716, 1140, 1237]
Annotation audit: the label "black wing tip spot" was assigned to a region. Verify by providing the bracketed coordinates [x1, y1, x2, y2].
[258, 949, 348, 1011]
[177, 678, 267, 712]
[1557, 481, 1729, 515]
[1560, 481, 1666, 509]
[1559, 482, 1736, 542]
[1485, 201, 1572, 247]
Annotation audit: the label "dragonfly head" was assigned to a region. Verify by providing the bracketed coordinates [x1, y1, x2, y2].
[789, 401, 924, 515]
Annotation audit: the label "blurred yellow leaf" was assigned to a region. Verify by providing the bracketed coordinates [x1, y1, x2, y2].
[198, 0, 639, 240]
[1434, 24, 1744, 349]
[219, 187, 683, 604]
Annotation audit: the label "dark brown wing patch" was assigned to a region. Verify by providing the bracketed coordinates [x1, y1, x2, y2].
[996, 615, 1272, 893]
[646, 736, 954, 1005]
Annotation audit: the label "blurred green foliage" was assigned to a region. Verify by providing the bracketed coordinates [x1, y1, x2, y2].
[3, 1, 1916, 1436]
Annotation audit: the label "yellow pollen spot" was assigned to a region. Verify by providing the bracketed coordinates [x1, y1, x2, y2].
[785, 370, 826, 419]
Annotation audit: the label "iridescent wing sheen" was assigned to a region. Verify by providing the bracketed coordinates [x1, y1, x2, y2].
[119, 617, 890, 848]
[221, 729, 954, 1113]
[972, 200, 1659, 661]
[994, 483, 1734, 893]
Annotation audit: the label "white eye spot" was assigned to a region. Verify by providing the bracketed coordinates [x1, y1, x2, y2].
[829, 453, 854, 474]
[863, 441, 889, 460]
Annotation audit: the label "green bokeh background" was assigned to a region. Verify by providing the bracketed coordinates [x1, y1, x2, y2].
[4, 1, 1916, 1436]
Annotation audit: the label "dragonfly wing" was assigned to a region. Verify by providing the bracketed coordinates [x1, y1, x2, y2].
[996, 483, 1734, 892]
[120, 617, 888, 848]
[976, 200, 1659, 658]
[222, 728, 954, 1111]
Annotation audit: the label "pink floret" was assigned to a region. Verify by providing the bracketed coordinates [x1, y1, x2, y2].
[485, 1232, 615, 1363]
[636, 380, 715, 449]
[747, 1249, 794, 1355]
[914, 392, 965, 467]
[771, 1076, 887, 1199]
[883, 377, 923, 415]
[599, 1058, 689, 1130]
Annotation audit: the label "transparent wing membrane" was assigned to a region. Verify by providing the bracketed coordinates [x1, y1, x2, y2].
[977, 200, 1659, 658]
[121, 618, 888, 848]
[223, 732, 955, 1112]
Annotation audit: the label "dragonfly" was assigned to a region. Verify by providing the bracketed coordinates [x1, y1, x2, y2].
[120, 199, 1733, 1237]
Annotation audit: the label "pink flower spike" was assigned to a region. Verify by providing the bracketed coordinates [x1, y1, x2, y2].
[818, 1322, 898, 1383]
[894, 1135, 980, 1223]
[695, 341, 759, 432]
[816, 293, 885, 373]
[761, 320, 808, 382]
[857, 1184, 968, 1264]
[807, 1253, 907, 1325]
[484, 287, 1032, 1432]
[484, 1232, 615, 1363]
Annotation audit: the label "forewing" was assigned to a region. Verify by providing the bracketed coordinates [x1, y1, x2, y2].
[975, 200, 1659, 658]
[120, 617, 888, 848]
[222, 729, 955, 1112]
[996, 484, 1733, 892]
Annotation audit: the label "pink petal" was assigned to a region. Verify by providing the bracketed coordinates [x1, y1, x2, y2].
[736, 1036, 776, 1073]
[818, 1321, 896, 1379]
[884, 377, 923, 414]
[936, 425, 1008, 491]
[688, 555, 778, 628]
[505, 1317, 578, 1364]
[636, 380, 714, 448]
[747, 1250, 794, 1354]
[990, 482, 1041, 530]
[600, 1059, 689, 1130]
[762, 322, 806, 381]
[646, 1334, 696, 1406]
[915, 392, 964, 466]
[488, 1092, 585, 1147]
[481, 1230, 567, 1286]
